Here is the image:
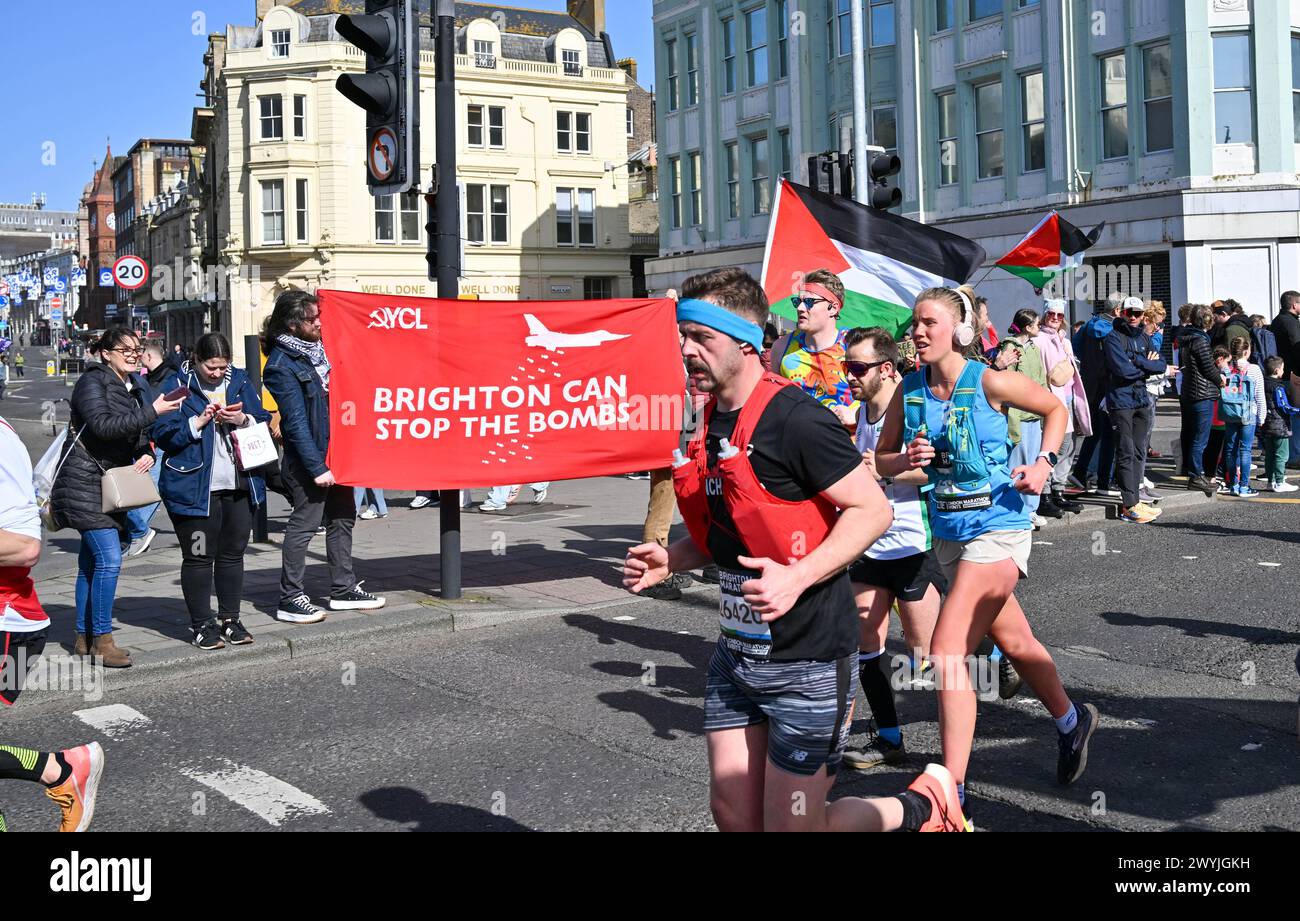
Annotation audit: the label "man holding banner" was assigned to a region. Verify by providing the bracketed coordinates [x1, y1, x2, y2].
[623, 268, 967, 833]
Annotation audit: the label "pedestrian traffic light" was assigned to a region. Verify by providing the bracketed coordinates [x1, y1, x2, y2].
[865, 145, 902, 210]
[335, 0, 420, 196]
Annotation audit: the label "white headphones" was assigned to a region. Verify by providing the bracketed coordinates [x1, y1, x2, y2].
[953, 289, 976, 348]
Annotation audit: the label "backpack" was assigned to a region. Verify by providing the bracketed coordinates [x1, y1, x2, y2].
[1219, 365, 1255, 423]
[902, 361, 992, 491]
[1250, 327, 1278, 366]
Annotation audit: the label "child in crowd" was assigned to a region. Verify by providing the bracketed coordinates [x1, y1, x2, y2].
[1261, 356, 1300, 493]
[1205, 346, 1230, 481]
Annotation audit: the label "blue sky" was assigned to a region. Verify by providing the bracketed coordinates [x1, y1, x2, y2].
[0, 0, 654, 212]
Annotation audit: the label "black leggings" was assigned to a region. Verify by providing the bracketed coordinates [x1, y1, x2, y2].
[173, 491, 253, 627]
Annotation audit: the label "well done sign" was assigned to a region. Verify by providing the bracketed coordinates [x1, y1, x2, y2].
[320, 291, 685, 489]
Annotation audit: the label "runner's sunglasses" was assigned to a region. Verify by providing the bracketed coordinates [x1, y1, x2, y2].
[841, 359, 889, 377]
[790, 295, 832, 310]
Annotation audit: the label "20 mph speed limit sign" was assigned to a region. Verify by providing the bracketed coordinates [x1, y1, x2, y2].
[113, 255, 150, 291]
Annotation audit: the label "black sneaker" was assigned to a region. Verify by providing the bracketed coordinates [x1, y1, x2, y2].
[1057, 702, 1099, 786]
[998, 655, 1023, 700]
[1052, 490, 1084, 514]
[1188, 475, 1216, 497]
[191, 619, 226, 650]
[641, 572, 689, 601]
[1037, 493, 1065, 519]
[220, 618, 254, 645]
[276, 593, 326, 624]
[329, 582, 386, 611]
[842, 734, 906, 771]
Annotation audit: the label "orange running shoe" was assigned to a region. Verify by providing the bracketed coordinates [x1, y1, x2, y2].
[906, 763, 967, 832]
[44, 742, 105, 832]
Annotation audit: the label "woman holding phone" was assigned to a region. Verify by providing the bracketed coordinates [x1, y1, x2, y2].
[154, 333, 272, 650]
[51, 329, 184, 668]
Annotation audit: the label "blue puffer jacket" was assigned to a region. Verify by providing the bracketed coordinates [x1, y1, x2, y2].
[262, 345, 330, 477]
[153, 365, 272, 517]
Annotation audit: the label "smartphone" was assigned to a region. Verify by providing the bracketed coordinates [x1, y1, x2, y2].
[164, 386, 191, 401]
[221, 402, 244, 414]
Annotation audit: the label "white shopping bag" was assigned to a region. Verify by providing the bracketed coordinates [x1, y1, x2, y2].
[230, 421, 278, 471]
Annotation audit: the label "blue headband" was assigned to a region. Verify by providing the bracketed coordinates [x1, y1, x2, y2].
[676, 298, 765, 351]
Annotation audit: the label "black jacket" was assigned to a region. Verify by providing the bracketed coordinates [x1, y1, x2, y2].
[1271, 311, 1300, 379]
[1104, 322, 1165, 410]
[1177, 327, 1221, 403]
[50, 363, 158, 533]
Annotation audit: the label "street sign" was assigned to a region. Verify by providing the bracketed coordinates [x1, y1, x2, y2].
[71, 268, 86, 286]
[43, 268, 58, 285]
[369, 127, 399, 182]
[50, 296, 62, 311]
[46, 361, 55, 376]
[50, 310, 63, 323]
[53, 277, 66, 293]
[98, 268, 113, 287]
[0, 296, 8, 309]
[0, 281, 8, 296]
[113, 255, 149, 291]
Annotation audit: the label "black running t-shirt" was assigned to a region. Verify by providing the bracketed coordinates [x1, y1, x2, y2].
[704, 385, 862, 662]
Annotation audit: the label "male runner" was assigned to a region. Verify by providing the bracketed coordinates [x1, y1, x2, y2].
[839, 328, 943, 770]
[623, 268, 966, 832]
[772, 270, 859, 426]
[0, 415, 104, 832]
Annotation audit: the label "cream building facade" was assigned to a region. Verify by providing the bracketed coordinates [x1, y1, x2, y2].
[202, 1, 641, 348]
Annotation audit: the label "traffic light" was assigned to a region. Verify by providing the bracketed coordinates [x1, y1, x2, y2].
[807, 151, 852, 198]
[864, 145, 902, 210]
[336, 0, 420, 195]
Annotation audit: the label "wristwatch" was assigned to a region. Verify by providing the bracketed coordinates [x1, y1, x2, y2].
[1037, 451, 1059, 467]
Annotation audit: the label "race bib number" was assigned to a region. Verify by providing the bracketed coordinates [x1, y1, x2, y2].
[933, 477, 993, 513]
[717, 568, 772, 657]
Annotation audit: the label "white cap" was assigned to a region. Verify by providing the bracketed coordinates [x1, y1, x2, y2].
[1123, 296, 1145, 313]
[1043, 298, 1068, 315]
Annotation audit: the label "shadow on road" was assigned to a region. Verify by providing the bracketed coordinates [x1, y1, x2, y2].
[359, 787, 532, 832]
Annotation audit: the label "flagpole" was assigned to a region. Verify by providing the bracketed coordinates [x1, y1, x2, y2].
[969, 263, 997, 289]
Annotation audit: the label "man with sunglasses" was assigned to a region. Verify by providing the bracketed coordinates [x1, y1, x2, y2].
[839, 328, 944, 771]
[772, 270, 859, 427]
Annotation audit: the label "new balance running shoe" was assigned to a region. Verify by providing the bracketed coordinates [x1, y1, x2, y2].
[843, 734, 906, 771]
[45, 742, 105, 832]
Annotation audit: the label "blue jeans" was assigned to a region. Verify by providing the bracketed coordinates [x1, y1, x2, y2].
[125, 447, 164, 540]
[1180, 398, 1214, 477]
[354, 487, 388, 515]
[487, 483, 549, 506]
[1010, 419, 1043, 513]
[1223, 421, 1256, 490]
[75, 528, 124, 637]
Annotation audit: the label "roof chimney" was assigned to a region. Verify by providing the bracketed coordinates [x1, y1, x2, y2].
[256, 0, 276, 20]
[567, 0, 605, 36]
[617, 58, 637, 82]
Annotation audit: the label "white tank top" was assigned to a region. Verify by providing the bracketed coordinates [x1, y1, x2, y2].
[856, 403, 932, 560]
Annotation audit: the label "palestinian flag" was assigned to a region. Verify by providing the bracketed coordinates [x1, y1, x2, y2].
[995, 212, 1104, 291]
[761, 180, 987, 339]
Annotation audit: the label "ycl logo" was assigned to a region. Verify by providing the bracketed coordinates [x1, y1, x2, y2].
[367, 307, 428, 330]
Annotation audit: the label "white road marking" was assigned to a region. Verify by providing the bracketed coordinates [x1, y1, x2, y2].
[1182, 556, 1198, 560]
[1034, 541, 1054, 546]
[179, 760, 331, 827]
[73, 704, 153, 739]
[1258, 562, 1281, 568]
[613, 615, 636, 622]
[1241, 743, 1263, 751]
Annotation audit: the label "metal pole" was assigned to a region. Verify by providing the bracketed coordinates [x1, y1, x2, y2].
[849, 0, 869, 204]
[245, 333, 270, 543]
[434, 0, 461, 600]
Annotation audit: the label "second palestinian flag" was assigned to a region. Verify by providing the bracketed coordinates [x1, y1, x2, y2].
[762, 180, 987, 339]
[995, 212, 1105, 291]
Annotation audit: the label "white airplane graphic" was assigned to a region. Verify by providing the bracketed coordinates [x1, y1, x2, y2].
[524, 313, 630, 349]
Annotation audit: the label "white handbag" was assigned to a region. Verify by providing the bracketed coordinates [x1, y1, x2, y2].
[230, 421, 278, 471]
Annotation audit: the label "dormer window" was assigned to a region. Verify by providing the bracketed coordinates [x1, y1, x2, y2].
[271, 29, 291, 58]
[474, 40, 497, 69]
[563, 49, 583, 77]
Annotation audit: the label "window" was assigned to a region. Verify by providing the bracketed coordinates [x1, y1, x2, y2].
[836, 0, 852, 57]
[293, 95, 307, 139]
[490, 185, 509, 244]
[751, 135, 771, 214]
[726, 142, 740, 219]
[722, 18, 737, 94]
[1293, 36, 1300, 143]
[557, 188, 596, 245]
[468, 105, 485, 147]
[666, 39, 679, 111]
[872, 106, 897, 155]
[686, 34, 699, 105]
[562, 48, 583, 77]
[270, 29, 290, 58]
[1100, 52, 1128, 159]
[557, 111, 571, 152]
[295, 178, 308, 243]
[969, 0, 999, 21]
[466, 185, 486, 243]
[1143, 43, 1173, 152]
[584, 278, 613, 300]
[778, 1, 789, 79]
[975, 81, 1004, 178]
[688, 152, 702, 225]
[1018, 0, 1040, 6]
[669, 157, 682, 229]
[745, 7, 768, 87]
[577, 112, 592, 154]
[1021, 71, 1045, 171]
[474, 39, 497, 69]
[871, 0, 895, 47]
[400, 190, 420, 243]
[259, 96, 283, 141]
[627, 107, 634, 137]
[1213, 32, 1253, 145]
[374, 194, 394, 242]
[260, 179, 284, 245]
[935, 0, 955, 31]
[780, 129, 792, 180]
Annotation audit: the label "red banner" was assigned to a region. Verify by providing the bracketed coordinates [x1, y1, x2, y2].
[320, 291, 684, 489]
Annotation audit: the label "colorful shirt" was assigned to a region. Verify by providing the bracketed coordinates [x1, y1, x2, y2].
[777, 330, 859, 415]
